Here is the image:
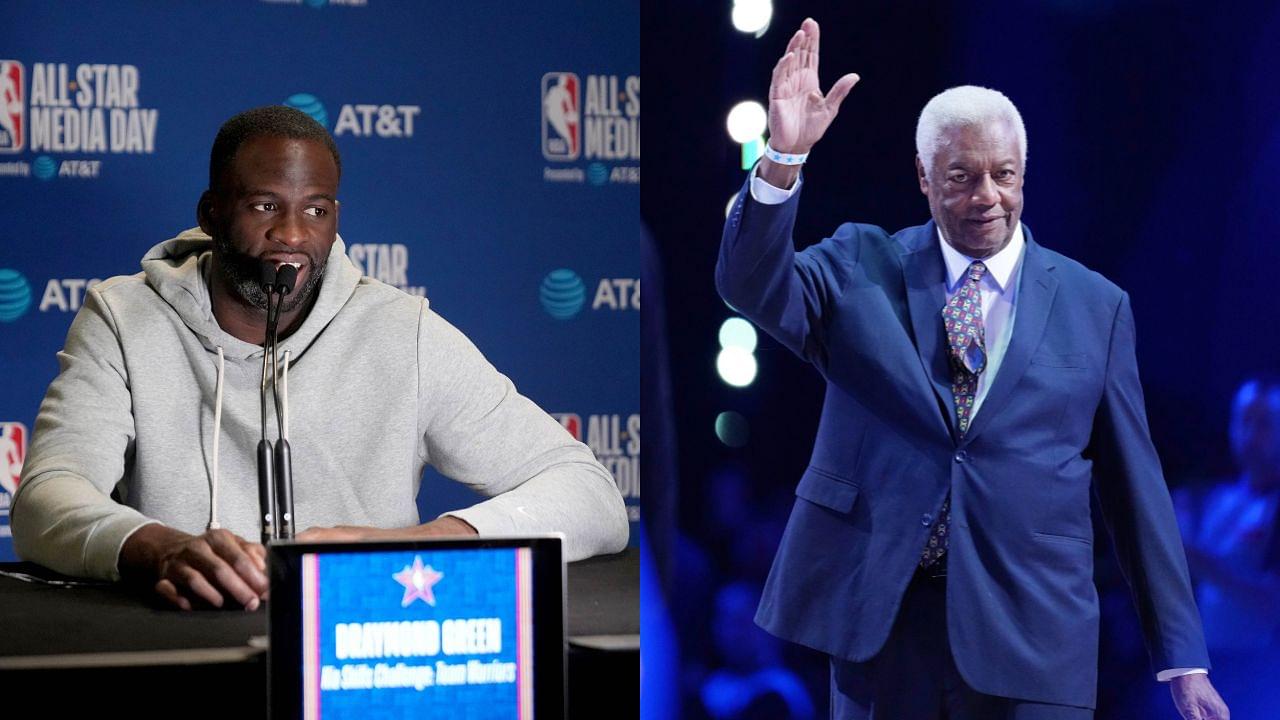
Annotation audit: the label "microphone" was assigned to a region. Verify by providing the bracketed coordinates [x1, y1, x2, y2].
[259, 263, 279, 295]
[257, 263, 278, 544]
[274, 263, 298, 296]
[268, 263, 299, 539]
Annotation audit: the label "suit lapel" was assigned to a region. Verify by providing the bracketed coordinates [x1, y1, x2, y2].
[962, 234, 1059, 443]
[900, 223, 957, 438]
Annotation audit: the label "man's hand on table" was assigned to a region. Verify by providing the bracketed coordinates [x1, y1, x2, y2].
[295, 516, 478, 542]
[117, 518, 475, 610]
[120, 524, 268, 612]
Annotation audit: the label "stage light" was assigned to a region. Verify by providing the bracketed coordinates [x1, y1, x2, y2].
[731, 0, 772, 36]
[717, 346, 758, 388]
[715, 411, 750, 447]
[726, 101, 767, 144]
[718, 317, 758, 352]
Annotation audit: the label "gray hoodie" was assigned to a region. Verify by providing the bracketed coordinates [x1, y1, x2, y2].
[12, 229, 629, 579]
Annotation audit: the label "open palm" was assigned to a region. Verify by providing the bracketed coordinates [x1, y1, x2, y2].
[768, 18, 859, 154]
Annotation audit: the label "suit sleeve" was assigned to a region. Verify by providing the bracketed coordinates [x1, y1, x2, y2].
[714, 175, 860, 372]
[1089, 291, 1211, 676]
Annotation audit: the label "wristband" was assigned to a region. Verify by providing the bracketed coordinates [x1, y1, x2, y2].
[764, 142, 809, 165]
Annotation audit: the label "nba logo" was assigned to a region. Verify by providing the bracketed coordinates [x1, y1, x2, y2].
[541, 72, 580, 161]
[0, 61, 23, 153]
[552, 413, 582, 441]
[0, 422, 26, 498]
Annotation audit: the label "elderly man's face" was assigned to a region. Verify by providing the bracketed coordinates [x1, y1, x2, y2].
[916, 120, 1024, 259]
[200, 135, 340, 313]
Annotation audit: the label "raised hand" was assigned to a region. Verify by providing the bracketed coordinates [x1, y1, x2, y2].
[759, 18, 859, 190]
[767, 18, 859, 155]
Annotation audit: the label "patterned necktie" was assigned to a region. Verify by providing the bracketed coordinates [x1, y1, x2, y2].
[921, 260, 988, 568]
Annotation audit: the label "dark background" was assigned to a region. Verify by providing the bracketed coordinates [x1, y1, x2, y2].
[642, 1, 1280, 717]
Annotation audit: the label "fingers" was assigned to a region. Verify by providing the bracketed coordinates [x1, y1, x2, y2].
[826, 73, 861, 113]
[784, 27, 804, 57]
[296, 526, 346, 542]
[297, 526, 372, 542]
[297, 527, 346, 542]
[1173, 689, 1228, 720]
[1184, 677, 1228, 720]
[778, 20, 819, 75]
[770, 51, 794, 92]
[154, 529, 268, 611]
[237, 536, 268, 573]
[178, 563, 229, 608]
[295, 527, 323, 542]
[803, 18, 820, 70]
[154, 578, 191, 611]
[203, 529, 269, 600]
[795, 21, 817, 72]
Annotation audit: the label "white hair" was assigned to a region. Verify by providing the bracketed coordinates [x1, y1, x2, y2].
[915, 85, 1027, 178]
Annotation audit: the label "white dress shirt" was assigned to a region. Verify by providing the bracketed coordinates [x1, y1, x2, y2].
[937, 224, 1022, 418]
[748, 167, 1207, 682]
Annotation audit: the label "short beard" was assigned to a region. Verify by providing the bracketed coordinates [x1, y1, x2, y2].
[211, 233, 328, 313]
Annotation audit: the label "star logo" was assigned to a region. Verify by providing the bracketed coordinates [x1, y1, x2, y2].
[393, 555, 443, 607]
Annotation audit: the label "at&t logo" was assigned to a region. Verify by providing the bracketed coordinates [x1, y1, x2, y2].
[284, 92, 420, 138]
[539, 269, 640, 319]
[284, 93, 328, 127]
[0, 268, 32, 321]
[540, 269, 585, 319]
[32, 155, 55, 180]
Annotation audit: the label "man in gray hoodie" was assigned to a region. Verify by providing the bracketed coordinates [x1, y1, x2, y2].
[11, 106, 629, 611]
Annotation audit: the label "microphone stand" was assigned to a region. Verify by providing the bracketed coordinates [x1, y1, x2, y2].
[269, 264, 298, 540]
[257, 265, 278, 545]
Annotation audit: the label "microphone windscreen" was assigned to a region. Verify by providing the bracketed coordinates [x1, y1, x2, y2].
[259, 262, 278, 293]
[275, 264, 299, 295]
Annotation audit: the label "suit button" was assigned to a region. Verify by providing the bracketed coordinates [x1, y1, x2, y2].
[921, 514, 933, 526]
[954, 450, 969, 463]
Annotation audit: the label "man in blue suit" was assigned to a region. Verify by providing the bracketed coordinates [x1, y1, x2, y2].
[717, 18, 1229, 720]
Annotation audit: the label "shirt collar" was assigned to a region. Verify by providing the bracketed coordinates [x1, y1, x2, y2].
[937, 223, 1025, 293]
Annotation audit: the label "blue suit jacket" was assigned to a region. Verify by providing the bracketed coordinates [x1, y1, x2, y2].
[716, 181, 1210, 708]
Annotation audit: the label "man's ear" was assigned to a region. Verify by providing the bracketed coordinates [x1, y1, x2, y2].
[196, 190, 214, 235]
[915, 155, 929, 196]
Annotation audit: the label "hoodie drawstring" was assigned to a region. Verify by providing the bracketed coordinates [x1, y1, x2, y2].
[207, 346, 289, 532]
[209, 346, 225, 531]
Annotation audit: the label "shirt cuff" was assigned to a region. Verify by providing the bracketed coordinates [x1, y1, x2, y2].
[749, 164, 802, 205]
[1156, 667, 1208, 682]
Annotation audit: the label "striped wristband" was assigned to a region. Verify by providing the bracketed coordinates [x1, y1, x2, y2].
[764, 142, 809, 165]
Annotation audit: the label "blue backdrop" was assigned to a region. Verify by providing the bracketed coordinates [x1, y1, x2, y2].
[0, 0, 640, 559]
